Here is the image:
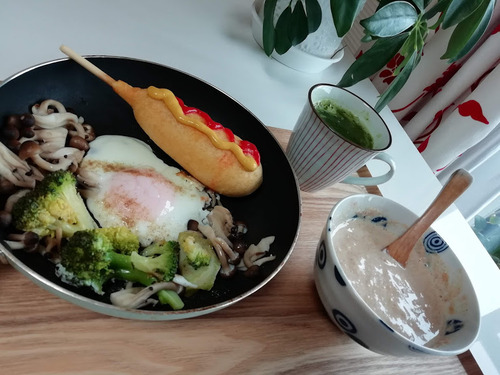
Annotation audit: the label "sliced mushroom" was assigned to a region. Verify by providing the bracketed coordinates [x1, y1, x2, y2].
[0, 176, 16, 195]
[69, 135, 90, 151]
[197, 226, 236, 278]
[198, 223, 240, 265]
[33, 112, 80, 129]
[219, 262, 236, 278]
[19, 127, 69, 153]
[31, 99, 67, 115]
[207, 205, 234, 246]
[4, 188, 30, 212]
[232, 238, 248, 255]
[0, 124, 20, 141]
[19, 141, 74, 172]
[19, 113, 36, 128]
[0, 141, 41, 188]
[244, 265, 260, 278]
[242, 236, 276, 269]
[231, 220, 248, 240]
[82, 124, 96, 142]
[110, 282, 182, 309]
[187, 219, 199, 231]
[64, 118, 88, 139]
[5, 231, 40, 252]
[30, 99, 82, 131]
[76, 167, 100, 196]
[110, 286, 158, 309]
[0, 210, 12, 227]
[39, 233, 63, 261]
[172, 274, 198, 289]
[42, 147, 85, 165]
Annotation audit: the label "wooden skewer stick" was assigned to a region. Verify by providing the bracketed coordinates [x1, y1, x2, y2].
[59, 45, 116, 86]
[386, 169, 473, 267]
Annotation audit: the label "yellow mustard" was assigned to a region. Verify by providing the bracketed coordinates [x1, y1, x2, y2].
[147, 86, 258, 172]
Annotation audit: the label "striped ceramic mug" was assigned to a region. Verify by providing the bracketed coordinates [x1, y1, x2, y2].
[286, 84, 395, 193]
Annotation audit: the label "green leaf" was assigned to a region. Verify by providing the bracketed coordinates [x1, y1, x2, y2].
[399, 17, 427, 59]
[376, 0, 393, 10]
[424, 0, 452, 21]
[412, 0, 426, 12]
[337, 32, 409, 87]
[375, 50, 419, 112]
[416, 19, 429, 46]
[262, 0, 278, 56]
[361, 1, 418, 37]
[376, 0, 429, 13]
[330, 0, 367, 37]
[305, 0, 322, 32]
[274, 6, 293, 54]
[441, 0, 494, 62]
[361, 32, 374, 43]
[394, 25, 423, 74]
[290, 1, 309, 45]
[489, 213, 500, 225]
[428, 13, 444, 30]
[442, 0, 485, 29]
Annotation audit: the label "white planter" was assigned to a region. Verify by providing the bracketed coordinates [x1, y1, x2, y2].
[251, 0, 344, 73]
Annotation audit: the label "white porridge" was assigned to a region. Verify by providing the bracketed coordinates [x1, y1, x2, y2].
[333, 215, 454, 347]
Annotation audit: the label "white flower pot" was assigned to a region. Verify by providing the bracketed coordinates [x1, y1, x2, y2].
[251, 0, 344, 73]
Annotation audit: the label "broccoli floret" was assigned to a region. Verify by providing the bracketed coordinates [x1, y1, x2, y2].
[92, 227, 140, 254]
[58, 229, 155, 294]
[178, 230, 220, 294]
[138, 241, 183, 309]
[58, 229, 181, 310]
[131, 241, 179, 281]
[178, 231, 213, 269]
[11, 170, 96, 238]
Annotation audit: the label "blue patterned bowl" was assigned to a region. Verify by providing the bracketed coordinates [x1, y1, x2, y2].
[314, 194, 480, 356]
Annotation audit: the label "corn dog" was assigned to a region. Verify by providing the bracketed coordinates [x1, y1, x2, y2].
[59, 46, 263, 197]
[112, 81, 263, 196]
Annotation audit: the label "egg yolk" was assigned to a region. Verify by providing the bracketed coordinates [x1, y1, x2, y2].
[102, 170, 176, 226]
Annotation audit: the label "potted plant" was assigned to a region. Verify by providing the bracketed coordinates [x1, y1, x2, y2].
[252, 0, 345, 73]
[262, 0, 497, 111]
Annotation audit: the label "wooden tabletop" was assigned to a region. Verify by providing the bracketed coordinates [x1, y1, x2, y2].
[0, 127, 479, 374]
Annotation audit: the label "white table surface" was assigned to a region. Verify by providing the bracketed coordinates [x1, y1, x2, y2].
[1, 1, 499, 373]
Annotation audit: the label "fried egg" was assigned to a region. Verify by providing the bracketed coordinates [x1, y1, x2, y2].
[80, 135, 211, 246]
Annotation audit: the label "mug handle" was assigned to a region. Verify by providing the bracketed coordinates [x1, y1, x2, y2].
[342, 152, 396, 186]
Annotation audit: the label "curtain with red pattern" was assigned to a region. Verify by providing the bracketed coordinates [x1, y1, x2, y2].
[370, 21, 500, 176]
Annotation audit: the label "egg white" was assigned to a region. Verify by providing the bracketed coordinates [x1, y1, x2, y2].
[79, 135, 211, 246]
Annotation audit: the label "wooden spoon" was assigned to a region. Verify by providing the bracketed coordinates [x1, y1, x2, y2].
[386, 169, 473, 267]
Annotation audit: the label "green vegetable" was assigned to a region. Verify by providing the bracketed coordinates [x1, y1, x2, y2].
[158, 289, 184, 310]
[178, 230, 220, 295]
[58, 228, 153, 294]
[178, 231, 213, 269]
[11, 170, 96, 238]
[95, 226, 140, 254]
[128, 241, 184, 310]
[58, 229, 183, 309]
[131, 241, 179, 282]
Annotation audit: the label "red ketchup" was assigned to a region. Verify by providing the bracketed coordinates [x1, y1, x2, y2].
[176, 98, 261, 166]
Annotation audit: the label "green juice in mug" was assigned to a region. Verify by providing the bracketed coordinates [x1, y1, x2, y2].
[314, 99, 374, 149]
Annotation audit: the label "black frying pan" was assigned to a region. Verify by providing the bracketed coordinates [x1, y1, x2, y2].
[0, 56, 301, 320]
